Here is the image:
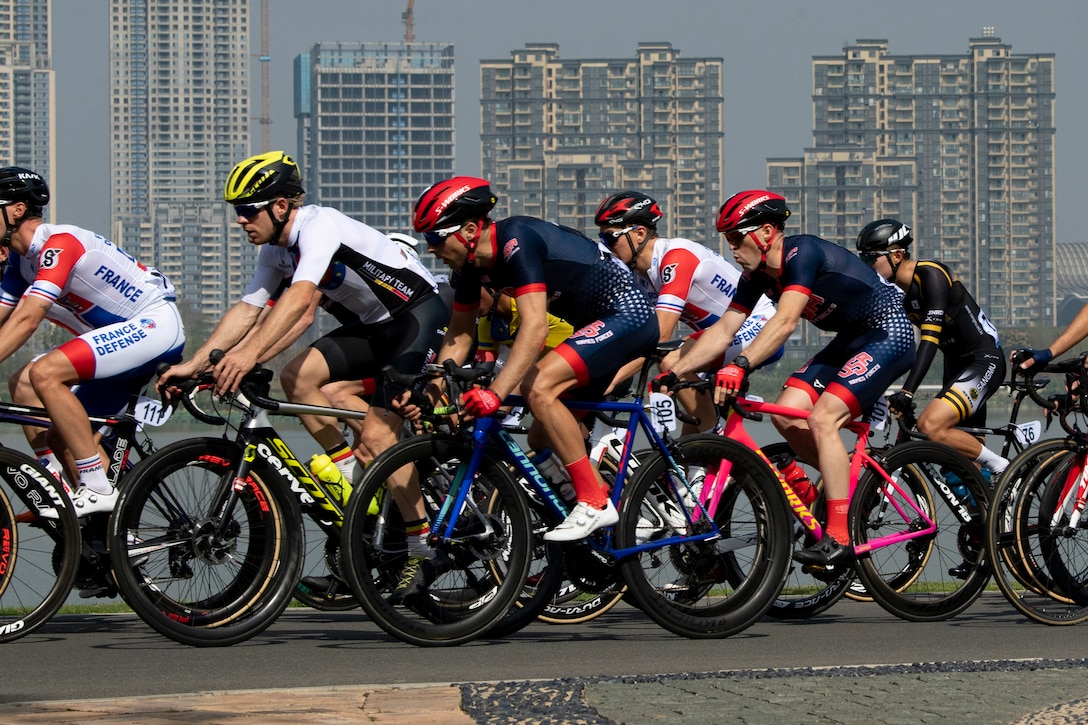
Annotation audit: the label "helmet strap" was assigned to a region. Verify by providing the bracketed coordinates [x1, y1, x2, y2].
[266, 202, 290, 244]
[624, 228, 653, 271]
[460, 221, 495, 267]
[0, 204, 24, 248]
[751, 226, 774, 273]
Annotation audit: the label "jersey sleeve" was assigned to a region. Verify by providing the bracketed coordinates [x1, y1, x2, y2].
[900, 262, 951, 394]
[26, 233, 84, 306]
[290, 214, 340, 286]
[241, 246, 291, 307]
[655, 247, 701, 316]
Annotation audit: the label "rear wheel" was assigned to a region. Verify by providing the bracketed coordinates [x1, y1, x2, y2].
[852, 441, 990, 622]
[617, 435, 791, 638]
[0, 450, 80, 643]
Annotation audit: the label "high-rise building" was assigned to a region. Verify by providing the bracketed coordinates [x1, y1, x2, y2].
[768, 32, 1056, 328]
[109, 0, 252, 318]
[481, 42, 724, 248]
[0, 0, 55, 221]
[294, 41, 455, 255]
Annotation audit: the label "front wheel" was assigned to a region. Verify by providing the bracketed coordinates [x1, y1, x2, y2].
[617, 435, 791, 638]
[109, 438, 303, 646]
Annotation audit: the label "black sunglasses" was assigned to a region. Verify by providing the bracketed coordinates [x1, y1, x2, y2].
[233, 199, 272, 219]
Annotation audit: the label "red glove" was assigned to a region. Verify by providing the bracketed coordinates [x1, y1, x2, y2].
[715, 364, 746, 396]
[652, 371, 679, 393]
[461, 387, 503, 416]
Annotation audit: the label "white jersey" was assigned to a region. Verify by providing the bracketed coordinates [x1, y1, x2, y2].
[242, 205, 438, 325]
[645, 237, 776, 331]
[0, 223, 176, 334]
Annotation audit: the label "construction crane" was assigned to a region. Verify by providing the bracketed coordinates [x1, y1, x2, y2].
[257, 0, 271, 151]
[403, 0, 414, 45]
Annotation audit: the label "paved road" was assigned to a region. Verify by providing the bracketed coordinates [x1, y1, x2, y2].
[3, 594, 1088, 723]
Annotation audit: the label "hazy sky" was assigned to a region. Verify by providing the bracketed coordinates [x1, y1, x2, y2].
[52, 0, 1088, 241]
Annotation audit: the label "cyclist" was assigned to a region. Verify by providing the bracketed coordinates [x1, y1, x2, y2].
[0, 167, 184, 515]
[857, 219, 1009, 480]
[593, 190, 780, 436]
[157, 152, 448, 582]
[1016, 302, 1088, 373]
[667, 190, 915, 566]
[410, 176, 658, 555]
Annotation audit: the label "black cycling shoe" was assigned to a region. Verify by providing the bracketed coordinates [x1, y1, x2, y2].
[299, 575, 333, 595]
[947, 561, 972, 580]
[792, 535, 854, 567]
[388, 553, 450, 605]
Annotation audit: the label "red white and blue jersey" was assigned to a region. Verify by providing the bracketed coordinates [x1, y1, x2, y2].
[730, 234, 903, 331]
[647, 237, 776, 332]
[241, 205, 438, 325]
[0, 224, 176, 334]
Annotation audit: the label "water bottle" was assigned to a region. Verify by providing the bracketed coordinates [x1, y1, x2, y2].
[309, 454, 353, 508]
[531, 448, 576, 503]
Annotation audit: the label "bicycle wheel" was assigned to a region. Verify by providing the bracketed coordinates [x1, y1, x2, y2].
[760, 442, 852, 620]
[293, 525, 358, 611]
[988, 439, 1080, 606]
[0, 450, 80, 643]
[851, 440, 990, 622]
[617, 435, 792, 638]
[109, 437, 303, 646]
[1034, 450, 1088, 611]
[342, 434, 533, 646]
[989, 444, 1088, 625]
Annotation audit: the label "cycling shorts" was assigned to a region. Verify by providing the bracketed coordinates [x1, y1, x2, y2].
[786, 310, 915, 418]
[939, 350, 1007, 428]
[311, 294, 447, 410]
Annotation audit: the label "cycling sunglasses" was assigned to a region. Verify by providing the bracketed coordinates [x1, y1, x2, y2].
[423, 224, 463, 247]
[598, 226, 636, 248]
[233, 199, 273, 220]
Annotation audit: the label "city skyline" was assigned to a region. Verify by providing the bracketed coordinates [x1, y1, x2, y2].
[51, 1, 1088, 247]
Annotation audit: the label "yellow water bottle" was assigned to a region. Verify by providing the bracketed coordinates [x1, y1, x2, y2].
[309, 454, 353, 507]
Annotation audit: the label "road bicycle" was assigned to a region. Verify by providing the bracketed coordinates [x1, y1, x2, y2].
[107, 361, 380, 646]
[694, 383, 992, 622]
[987, 354, 1088, 625]
[0, 381, 176, 642]
[341, 345, 795, 646]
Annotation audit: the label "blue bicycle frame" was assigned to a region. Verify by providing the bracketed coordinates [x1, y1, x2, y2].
[428, 392, 724, 561]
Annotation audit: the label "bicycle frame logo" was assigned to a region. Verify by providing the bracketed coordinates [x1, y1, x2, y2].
[248, 439, 318, 508]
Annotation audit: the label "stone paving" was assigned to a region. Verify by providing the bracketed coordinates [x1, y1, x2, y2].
[3, 660, 1088, 724]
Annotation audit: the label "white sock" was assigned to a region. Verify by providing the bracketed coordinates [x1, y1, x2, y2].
[975, 447, 1008, 475]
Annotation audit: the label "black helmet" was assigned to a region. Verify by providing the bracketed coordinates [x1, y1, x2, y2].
[0, 167, 50, 207]
[223, 151, 304, 205]
[594, 191, 663, 229]
[856, 219, 912, 252]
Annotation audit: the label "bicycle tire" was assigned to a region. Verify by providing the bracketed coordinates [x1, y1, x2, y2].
[989, 444, 1088, 625]
[759, 442, 852, 620]
[617, 435, 792, 638]
[109, 437, 303, 646]
[0, 450, 80, 643]
[851, 440, 990, 622]
[1034, 450, 1088, 610]
[342, 434, 533, 647]
[988, 440, 1080, 604]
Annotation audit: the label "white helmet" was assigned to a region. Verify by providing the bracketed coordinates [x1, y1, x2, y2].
[386, 232, 421, 261]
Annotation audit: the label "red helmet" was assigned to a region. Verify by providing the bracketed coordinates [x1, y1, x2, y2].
[412, 177, 497, 233]
[716, 190, 790, 234]
[594, 191, 663, 229]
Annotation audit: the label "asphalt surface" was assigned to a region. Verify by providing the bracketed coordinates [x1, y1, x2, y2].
[3, 598, 1088, 723]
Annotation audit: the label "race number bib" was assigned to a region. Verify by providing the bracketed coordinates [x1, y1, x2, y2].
[648, 392, 677, 434]
[134, 395, 173, 427]
[1015, 420, 1042, 448]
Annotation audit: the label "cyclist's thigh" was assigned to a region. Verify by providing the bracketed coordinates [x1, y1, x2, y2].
[939, 352, 1005, 427]
[58, 303, 184, 382]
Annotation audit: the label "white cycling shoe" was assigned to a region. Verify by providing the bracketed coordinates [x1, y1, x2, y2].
[45, 486, 119, 518]
[543, 500, 619, 542]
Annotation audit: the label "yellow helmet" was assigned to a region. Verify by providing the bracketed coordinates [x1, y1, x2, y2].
[223, 151, 304, 205]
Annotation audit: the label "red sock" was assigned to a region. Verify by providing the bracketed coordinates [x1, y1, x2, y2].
[565, 456, 608, 509]
[826, 498, 850, 545]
